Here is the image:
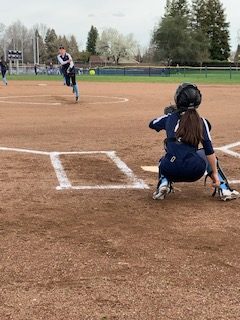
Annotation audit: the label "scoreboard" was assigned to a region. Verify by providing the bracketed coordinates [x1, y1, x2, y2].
[8, 50, 22, 60]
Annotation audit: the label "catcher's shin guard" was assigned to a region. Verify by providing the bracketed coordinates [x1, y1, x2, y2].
[205, 158, 239, 201]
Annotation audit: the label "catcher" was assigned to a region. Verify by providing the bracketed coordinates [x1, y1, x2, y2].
[57, 45, 79, 102]
[149, 83, 239, 201]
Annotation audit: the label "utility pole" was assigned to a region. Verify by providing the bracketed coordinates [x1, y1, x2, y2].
[36, 34, 40, 64]
[33, 36, 36, 65]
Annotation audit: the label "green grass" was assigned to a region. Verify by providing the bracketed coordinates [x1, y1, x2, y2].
[8, 73, 240, 84]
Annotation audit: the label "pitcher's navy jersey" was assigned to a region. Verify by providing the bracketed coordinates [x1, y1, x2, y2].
[57, 52, 73, 74]
[149, 112, 214, 182]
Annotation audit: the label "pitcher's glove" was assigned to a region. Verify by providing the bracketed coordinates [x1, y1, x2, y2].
[164, 104, 177, 115]
[67, 66, 75, 75]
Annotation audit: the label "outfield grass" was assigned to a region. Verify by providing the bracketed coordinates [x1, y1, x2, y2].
[8, 73, 240, 84]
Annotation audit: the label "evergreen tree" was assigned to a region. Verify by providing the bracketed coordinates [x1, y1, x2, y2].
[205, 0, 230, 60]
[45, 28, 58, 63]
[152, 0, 213, 65]
[191, 0, 207, 30]
[152, 14, 191, 64]
[68, 35, 80, 60]
[167, 0, 190, 18]
[164, 0, 171, 16]
[152, 0, 191, 64]
[192, 0, 230, 60]
[86, 26, 98, 55]
[191, 0, 210, 64]
[58, 35, 70, 51]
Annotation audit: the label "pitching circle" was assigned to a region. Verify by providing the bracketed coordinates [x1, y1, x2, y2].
[0, 94, 129, 106]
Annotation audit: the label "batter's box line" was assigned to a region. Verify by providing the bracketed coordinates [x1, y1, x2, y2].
[0, 147, 149, 191]
[215, 141, 240, 159]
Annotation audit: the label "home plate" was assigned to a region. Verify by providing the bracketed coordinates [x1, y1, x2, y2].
[141, 166, 158, 173]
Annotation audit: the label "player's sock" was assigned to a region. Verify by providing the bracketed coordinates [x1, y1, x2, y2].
[73, 84, 79, 99]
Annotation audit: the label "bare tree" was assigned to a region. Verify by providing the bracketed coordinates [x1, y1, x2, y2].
[0, 23, 6, 58]
[5, 21, 31, 63]
[32, 23, 48, 40]
[96, 28, 138, 64]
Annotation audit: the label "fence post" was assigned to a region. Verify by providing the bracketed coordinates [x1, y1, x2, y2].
[124, 67, 126, 76]
[230, 65, 232, 79]
[184, 66, 186, 77]
[149, 67, 151, 77]
[205, 66, 207, 78]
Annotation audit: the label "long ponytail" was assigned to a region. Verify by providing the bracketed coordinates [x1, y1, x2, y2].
[176, 109, 203, 147]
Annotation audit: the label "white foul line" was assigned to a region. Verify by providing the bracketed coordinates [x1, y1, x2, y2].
[0, 147, 50, 156]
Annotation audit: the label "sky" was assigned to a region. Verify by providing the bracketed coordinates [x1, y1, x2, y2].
[0, 0, 239, 51]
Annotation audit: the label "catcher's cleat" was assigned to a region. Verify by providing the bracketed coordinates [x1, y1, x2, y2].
[213, 187, 240, 201]
[153, 181, 173, 200]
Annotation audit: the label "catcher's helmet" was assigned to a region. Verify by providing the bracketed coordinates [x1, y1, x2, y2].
[174, 83, 202, 111]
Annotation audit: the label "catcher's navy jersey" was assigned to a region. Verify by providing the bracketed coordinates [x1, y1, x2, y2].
[149, 112, 214, 182]
[149, 112, 214, 155]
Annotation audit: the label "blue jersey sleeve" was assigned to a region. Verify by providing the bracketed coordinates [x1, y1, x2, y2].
[202, 118, 214, 155]
[149, 114, 169, 132]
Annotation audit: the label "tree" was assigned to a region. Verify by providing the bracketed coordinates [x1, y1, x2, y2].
[96, 28, 138, 65]
[79, 51, 91, 63]
[68, 35, 80, 60]
[192, 0, 230, 60]
[152, 1, 192, 64]
[152, 14, 192, 65]
[0, 23, 6, 58]
[191, 0, 210, 65]
[5, 21, 30, 63]
[58, 35, 69, 50]
[30, 26, 48, 64]
[167, 0, 190, 18]
[205, 0, 230, 60]
[45, 28, 58, 63]
[86, 26, 98, 55]
[32, 23, 48, 41]
[191, 0, 207, 29]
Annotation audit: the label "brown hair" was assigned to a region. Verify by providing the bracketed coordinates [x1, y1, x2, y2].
[176, 109, 203, 147]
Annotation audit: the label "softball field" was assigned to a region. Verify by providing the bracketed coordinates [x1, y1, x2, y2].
[0, 80, 240, 320]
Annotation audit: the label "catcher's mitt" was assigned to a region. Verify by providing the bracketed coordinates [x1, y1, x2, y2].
[164, 104, 177, 115]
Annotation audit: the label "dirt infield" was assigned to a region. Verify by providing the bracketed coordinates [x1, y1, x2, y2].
[0, 81, 240, 320]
